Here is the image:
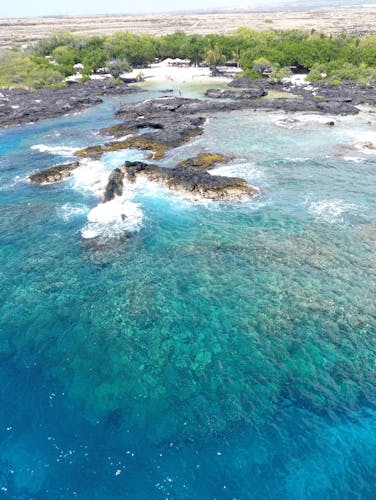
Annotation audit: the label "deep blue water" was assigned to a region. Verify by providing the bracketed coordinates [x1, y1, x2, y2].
[1, 84, 376, 499]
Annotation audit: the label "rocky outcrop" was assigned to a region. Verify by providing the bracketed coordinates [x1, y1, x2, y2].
[121, 160, 259, 201]
[248, 97, 359, 114]
[229, 76, 262, 89]
[75, 136, 168, 161]
[112, 94, 359, 119]
[290, 80, 376, 106]
[102, 168, 125, 202]
[102, 114, 206, 148]
[229, 75, 376, 107]
[0, 80, 140, 128]
[205, 88, 267, 99]
[29, 161, 79, 184]
[96, 101, 209, 159]
[113, 97, 245, 118]
[177, 152, 232, 169]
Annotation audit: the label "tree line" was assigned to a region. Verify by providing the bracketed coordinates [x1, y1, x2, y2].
[0, 28, 375, 89]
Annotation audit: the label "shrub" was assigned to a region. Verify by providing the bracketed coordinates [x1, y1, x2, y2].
[107, 58, 132, 79]
[0, 52, 64, 90]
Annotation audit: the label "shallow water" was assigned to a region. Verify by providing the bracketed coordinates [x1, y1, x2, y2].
[1, 83, 376, 498]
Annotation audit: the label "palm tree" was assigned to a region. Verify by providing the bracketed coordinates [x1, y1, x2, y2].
[205, 46, 225, 74]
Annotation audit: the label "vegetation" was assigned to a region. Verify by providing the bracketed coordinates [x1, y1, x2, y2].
[107, 58, 132, 79]
[0, 51, 64, 90]
[0, 28, 376, 90]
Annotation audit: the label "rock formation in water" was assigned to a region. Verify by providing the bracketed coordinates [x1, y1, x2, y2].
[102, 168, 125, 202]
[29, 161, 79, 184]
[119, 160, 259, 201]
[177, 152, 232, 169]
[205, 88, 267, 99]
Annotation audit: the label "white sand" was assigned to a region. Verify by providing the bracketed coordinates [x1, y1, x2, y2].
[282, 74, 308, 86]
[122, 63, 240, 83]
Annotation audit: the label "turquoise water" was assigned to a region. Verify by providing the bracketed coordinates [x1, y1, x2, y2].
[1, 85, 376, 498]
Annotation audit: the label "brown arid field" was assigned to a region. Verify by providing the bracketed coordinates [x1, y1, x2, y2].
[0, 7, 376, 49]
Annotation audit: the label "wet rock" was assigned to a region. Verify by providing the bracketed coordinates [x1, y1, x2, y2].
[114, 95, 359, 119]
[0, 80, 141, 127]
[76, 136, 168, 161]
[122, 160, 259, 201]
[114, 97, 245, 118]
[29, 161, 79, 184]
[205, 88, 267, 99]
[177, 152, 232, 169]
[102, 168, 125, 203]
[315, 99, 358, 114]
[229, 76, 374, 111]
[98, 104, 207, 157]
[249, 97, 359, 115]
[356, 141, 376, 150]
[229, 76, 264, 89]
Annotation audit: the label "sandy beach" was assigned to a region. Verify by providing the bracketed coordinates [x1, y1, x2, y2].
[123, 63, 240, 84]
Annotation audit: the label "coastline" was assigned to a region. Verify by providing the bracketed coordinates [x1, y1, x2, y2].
[0, 66, 237, 129]
[2, 66, 376, 130]
[0, 79, 141, 128]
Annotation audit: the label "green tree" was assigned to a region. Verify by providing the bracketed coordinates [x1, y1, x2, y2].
[107, 58, 132, 79]
[205, 45, 225, 73]
[0, 51, 63, 89]
[51, 45, 80, 76]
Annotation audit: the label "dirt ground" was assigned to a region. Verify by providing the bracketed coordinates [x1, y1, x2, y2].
[0, 7, 375, 49]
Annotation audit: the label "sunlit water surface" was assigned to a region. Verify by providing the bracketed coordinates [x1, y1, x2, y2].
[1, 84, 376, 499]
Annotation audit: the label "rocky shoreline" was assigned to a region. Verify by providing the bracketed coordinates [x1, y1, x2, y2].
[2, 76, 375, 130]
[29, 80, 375, 199]
[227, 76, 376, 109]
[27, 79, 376, 241]
[0, 79, 141, 127]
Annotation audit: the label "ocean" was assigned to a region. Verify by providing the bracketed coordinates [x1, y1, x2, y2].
[0, 82, 376, 499]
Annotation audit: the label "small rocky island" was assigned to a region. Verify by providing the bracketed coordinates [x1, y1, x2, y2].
[103, 160, 258, 202]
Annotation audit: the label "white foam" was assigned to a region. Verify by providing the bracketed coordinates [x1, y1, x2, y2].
[31, 144, 77, 157]
[306, 198, 359, 224]
[0, 174, 25, 191]
[210, 162, 264, 182]
[275, 112, 339, 127]
[81, 197, 144, 239]
[102, 149, 145, 169]
[113, 134, 133, 142]
[352, 132, 376, 154]
[342, 156, 364, 163]
[59, 203, 89, 221]
[70, 159, 111, 195]
[281, 74, 309, 87]
[274, 117, 302, 129]
[289, 157, 311, 163]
